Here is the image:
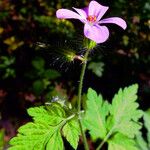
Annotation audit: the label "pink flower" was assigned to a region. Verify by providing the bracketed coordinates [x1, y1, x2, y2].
[56, 1, 127, 43]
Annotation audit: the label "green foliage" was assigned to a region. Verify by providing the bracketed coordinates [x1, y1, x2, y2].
[0, 0, 149, 149]
[62, 119, 80, 149]
[144, 109, 150, 148]
[32, 57, 45, 71]
[136, 109, 150, 150]
[30, 57, 60, 95]
[0, 11, 9, 20]
[34, 15, 75, 37]
[0, 129, 5, 150]
[9, 101, 80, 150]
[108, 133, 138, 150]
[84, 88, 110, 140]
[0, 56, 16, 79]
[109, 84, 143, 138]
[88, 62, 105, 77]
[33, 80, 45, 95]
[84, 84, 143, 149]
[31, 57, 60, 79]
[43, 69, 60, 80]
[135, 132, 149, 150]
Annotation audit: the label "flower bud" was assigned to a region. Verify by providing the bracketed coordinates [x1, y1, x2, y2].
[83, 38, 97, 50]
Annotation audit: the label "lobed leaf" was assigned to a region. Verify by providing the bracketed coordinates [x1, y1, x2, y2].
[135, 132, 148, 150]
[9, 104, 80, 150]
[143, 109, 150, 148]
[62, 119, 80, 149]
[108, 133, 139, 150]
[109, 84, 143, 138]
[84, 88, 110, 140]
[46, 131, 64, 150]
[9, 122, 56, 150]
[28, 104, 65, 125]
[83, 84, 143, 149]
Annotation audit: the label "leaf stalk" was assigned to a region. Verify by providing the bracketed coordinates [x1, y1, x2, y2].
[96, 127, 115, 150]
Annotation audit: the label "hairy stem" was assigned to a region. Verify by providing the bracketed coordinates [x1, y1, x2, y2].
[77, 49, 90, 112]
[78, 119, 89, 150]
[77, 49, 90, 150]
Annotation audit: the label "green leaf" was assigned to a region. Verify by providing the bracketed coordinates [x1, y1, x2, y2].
[9, 123, 57, 150]
[135, 132, 148, 150]
[32, 57, 45, 71]
[84, 84, 143, 149]
[144, 109, 150, 148]
[62, 119, 80, 149]
[9, 104, 80, 150]
[112, 121, 141, 138]
[88, 62, 104, 77]
[33, 80, 45, 95]
[84, 88, 110, 140]
[46, 131, 64, 150]
[9, 105, 65, 150]
[44, 69, 60, 80]
[109, 84, 143, 138]
[27, 105, 65, 125]
[0, 129, 5, 150]
[108, 133, 139, 150]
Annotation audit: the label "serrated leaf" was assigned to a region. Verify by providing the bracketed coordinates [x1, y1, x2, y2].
[108, 133, 139, 150]
[114, 121, 141, 138]
[28, 105, 65, 125]
[9, 122, 57, 150]
[109, 84, 143, 138]
[9, 104, 80, 150]
[46, 103, 66, 118]
[144, 109, 150, 148]
[46, 131, 64, 150]
[62, 119, 80, 149]
[9, 105, 65, 150]
[135, 132, 148, 150]
[84, 88, 110, 140]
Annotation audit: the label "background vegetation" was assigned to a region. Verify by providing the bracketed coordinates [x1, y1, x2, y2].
[0, 0, 149, 149]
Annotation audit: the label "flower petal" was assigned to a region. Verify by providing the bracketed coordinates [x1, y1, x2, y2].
[83, 7, 89, 15]
[88, 1, 109, 21]
[56, 9, 82, 20]
[99, 17, 127, 29]
[72, 7, 87, 19]
[84, 24, 109, 43]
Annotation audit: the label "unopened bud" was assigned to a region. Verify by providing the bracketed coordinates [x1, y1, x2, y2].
[83, 38, 97, 50]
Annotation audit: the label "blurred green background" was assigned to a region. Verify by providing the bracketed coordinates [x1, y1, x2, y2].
[0, 0, 149, 148]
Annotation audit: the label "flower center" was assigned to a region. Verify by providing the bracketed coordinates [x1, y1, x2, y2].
[87, 15, 97, 23]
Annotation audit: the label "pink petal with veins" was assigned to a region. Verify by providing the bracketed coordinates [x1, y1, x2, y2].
[56, 9, 82, 20]
[84, 24, 109, 43]
[88, 1, 109, 21]
[99, 17, 127, 29]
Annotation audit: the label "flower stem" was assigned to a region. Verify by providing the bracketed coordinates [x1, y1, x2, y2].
[78, 119, 89, 150]
[77, 49, 90, 112]
[77, 49, 90, 150]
